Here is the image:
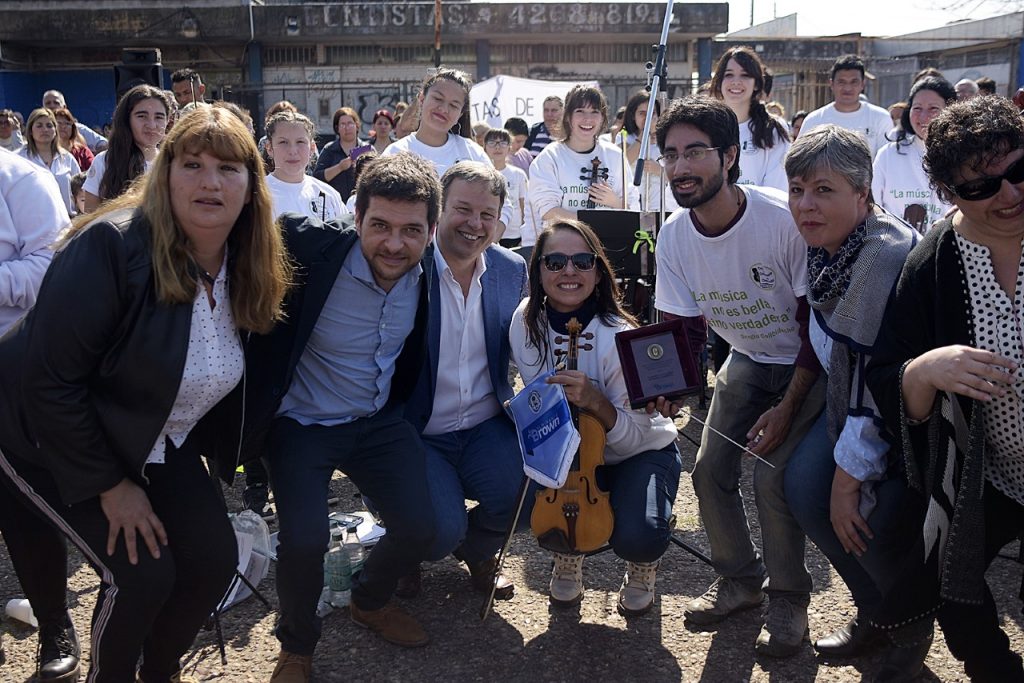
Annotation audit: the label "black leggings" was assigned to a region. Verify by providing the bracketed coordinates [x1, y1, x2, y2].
[0, 439, 237, 683]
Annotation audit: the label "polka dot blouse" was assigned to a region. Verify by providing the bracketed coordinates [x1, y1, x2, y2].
[146, 255, 244, 465]
[955, 232, 1024, 505]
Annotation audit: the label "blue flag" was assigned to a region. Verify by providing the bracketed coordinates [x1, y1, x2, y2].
[508, 371, 580, 489]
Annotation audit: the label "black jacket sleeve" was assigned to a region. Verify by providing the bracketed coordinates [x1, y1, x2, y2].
[22, 222, 130, 504]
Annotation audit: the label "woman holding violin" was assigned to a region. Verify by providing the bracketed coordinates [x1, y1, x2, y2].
[509, 218, 680, 615]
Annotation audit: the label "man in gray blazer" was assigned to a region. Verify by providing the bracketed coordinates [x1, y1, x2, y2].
[404, 161, 529, 599]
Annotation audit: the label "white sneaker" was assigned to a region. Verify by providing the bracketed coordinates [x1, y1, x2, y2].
[618, 560, 659, 615]
[549, 553, 584, 606]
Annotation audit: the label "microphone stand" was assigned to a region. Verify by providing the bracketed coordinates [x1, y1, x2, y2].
[632, 0, 673, 191]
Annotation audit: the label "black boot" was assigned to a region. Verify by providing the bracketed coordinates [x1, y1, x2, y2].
[814, 617, 886, 658]
[874, 623, 933, 683]
[37, 618, 80, 682]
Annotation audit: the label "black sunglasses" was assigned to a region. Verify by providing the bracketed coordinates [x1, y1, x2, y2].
[948, 155, 1024, 201]
[542, 252, 597, 272]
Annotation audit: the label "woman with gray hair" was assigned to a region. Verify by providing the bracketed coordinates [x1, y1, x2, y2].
[780, 125, 921, 667]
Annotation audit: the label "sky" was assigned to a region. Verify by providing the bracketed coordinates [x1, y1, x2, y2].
[721, 0, 1015, 36]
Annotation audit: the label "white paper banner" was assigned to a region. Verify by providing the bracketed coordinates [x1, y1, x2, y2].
[469, 75, 599, 129]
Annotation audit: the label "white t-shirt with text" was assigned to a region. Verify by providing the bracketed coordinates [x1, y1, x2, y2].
[872, 136, 951, 233]
[799, 102, 893, 157]
[266, 174, 345, 221]
[383, 132, 513, 228]
[737, 119, 790, 192]
[654, 185, 808, 365]
[524, 139, 639, 246]
[498, 164, 528, 240]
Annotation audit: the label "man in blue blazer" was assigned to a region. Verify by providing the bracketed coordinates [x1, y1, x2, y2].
[403, 161, 529, 599]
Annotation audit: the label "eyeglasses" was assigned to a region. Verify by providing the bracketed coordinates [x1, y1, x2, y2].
[485, 140, 510, 149]
[338, 121, 358, 128]
[657, 146, 720, 167]
[542, 252, 597, 272]
[947, 155, 1024, 201]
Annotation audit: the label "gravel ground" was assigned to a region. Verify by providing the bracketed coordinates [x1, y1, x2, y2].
[2, 386, 1021, 682]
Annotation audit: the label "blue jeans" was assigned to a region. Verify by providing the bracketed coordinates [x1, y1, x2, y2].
[421, 414, 526, 563]
[691, 351, 825, 602]
[604, 443, 682, 563]
[268, 411, 436, 656]
[784, 412, 921, 618]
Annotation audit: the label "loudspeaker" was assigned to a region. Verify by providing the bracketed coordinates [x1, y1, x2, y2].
[114, 48, 163, 100]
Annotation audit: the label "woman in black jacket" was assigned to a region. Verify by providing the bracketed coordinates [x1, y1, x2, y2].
[0, 106, 291, 683]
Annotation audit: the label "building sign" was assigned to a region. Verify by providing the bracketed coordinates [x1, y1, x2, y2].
[284, 2, 728, 37]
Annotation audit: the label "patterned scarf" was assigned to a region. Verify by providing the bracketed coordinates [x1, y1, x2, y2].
[807, 223, 868, 309]
[807, 212, 917, 442]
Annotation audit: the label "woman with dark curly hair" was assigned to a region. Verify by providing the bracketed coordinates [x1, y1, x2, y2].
[872, 77, 957, 233]
[82, 85, 171, 212]
[866, 95, 1024, 682]
[709, 46, 790, 191]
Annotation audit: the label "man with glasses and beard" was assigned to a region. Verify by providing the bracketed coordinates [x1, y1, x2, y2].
[648, 96, 824, 658]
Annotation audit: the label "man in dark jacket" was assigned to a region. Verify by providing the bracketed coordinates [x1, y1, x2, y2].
[246, 153, 441, 682]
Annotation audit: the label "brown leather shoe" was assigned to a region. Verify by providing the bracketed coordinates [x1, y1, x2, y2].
[464, 556, 514, 600]
[268, 650, 312, 683]
[350, 601, 429, 648]
[394, 563, 422, 599]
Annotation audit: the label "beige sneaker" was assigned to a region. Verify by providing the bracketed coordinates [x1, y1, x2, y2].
[617, 560, 659, 615]
[268, 650, 312, 683]
[549, 553, 584, 606]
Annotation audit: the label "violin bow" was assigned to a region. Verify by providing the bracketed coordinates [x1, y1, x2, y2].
[480, 475, 531, 621]
[675, 408, 776, 469]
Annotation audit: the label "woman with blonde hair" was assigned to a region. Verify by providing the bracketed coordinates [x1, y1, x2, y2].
[19, 107, 81, 215]
[0, 106, 291, 683]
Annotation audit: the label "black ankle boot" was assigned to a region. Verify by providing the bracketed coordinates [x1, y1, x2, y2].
[874, 625, 933, 683]
[37, 618, 80, 682]
[814, 617, 886, 658]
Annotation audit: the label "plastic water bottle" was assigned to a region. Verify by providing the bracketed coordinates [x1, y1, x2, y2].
[324, 528, 351, 608]
[343, 526, 365, 578]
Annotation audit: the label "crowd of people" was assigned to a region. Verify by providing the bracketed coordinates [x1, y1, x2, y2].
[0, 51, 1019, 683]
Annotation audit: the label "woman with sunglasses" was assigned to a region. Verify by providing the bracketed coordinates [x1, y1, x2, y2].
[509, 218, 680, 615]
[866, 95, 1024, 681]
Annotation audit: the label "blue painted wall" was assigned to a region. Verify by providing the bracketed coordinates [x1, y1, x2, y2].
[0, 68, 169, 130]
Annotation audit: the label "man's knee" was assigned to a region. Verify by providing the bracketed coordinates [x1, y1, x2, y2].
[424, 511, 466, 561]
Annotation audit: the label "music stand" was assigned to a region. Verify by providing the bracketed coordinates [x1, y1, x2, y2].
[577, 209, 657, 279]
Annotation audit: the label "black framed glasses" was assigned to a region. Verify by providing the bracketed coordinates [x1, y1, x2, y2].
[485, 140, 510, 149]
[542, 252, 597, 272]
[657, 146, 720, 167]
[948, 155, 1024, 201]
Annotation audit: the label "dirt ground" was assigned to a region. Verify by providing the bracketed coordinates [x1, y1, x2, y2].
[1, 389, 1022, 682]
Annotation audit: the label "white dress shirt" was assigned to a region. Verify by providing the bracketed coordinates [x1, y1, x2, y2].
[422, 246, 501, 435]
[146, 255, 243, 464]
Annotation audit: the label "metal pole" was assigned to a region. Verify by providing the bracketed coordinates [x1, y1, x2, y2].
[434, 0, 442, 68]
[633, 0, 674, 188]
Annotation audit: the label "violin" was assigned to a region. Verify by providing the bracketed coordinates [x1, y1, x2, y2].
[579, 156, 609, 210]
[530, 317, 614, 554]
